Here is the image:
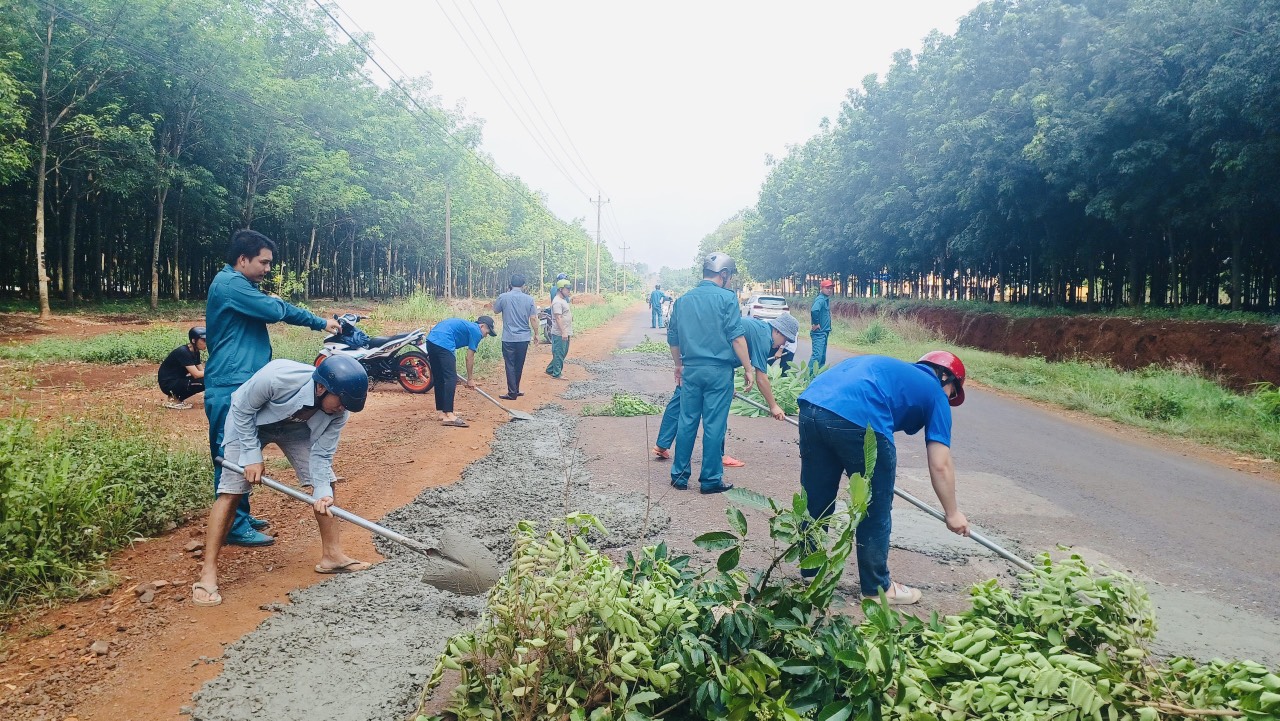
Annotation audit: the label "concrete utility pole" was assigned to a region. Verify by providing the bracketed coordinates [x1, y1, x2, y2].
[444, 183, 452, 299]
[590, 194, 609, 294]
[617, 240, 631, 292]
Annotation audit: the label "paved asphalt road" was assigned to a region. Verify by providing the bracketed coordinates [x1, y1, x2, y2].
[667, 309, 1280, 663]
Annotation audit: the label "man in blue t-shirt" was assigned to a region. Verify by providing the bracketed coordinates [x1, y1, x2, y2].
[797, 351, 971, 605]
[648, 284, 671, 328]
[493, 274, 537, 400]
[425, 316, 495, 427]
[808, 279, 834, 371]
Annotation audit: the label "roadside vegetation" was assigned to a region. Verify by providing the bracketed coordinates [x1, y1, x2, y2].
[829, 314, 1280, 462]
[788, 296, 1280, 325]
[0, 327, 187, 365]
[0, 411, 207, 613]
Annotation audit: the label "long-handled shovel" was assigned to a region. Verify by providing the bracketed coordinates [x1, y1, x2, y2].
[215, 457, 502, 594]
[731, 392, 1036, 572]
[459, 374, 535, 421]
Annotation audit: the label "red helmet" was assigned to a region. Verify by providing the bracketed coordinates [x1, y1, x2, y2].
[918, 350, 966, 407]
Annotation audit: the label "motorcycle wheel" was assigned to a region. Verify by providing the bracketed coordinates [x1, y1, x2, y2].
[396, 350, 433, 393]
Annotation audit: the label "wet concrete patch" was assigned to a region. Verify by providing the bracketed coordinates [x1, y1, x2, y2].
[192, 407, 670, 721]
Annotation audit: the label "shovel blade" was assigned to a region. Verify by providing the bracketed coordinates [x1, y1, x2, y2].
[507, 409, 536, 421]
[420, 528, 502, 595]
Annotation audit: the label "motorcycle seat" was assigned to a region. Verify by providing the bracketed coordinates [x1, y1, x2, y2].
[366, 332, 413, 348]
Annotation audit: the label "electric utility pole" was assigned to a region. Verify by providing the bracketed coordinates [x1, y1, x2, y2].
[617, 240, 631, 292]
[444, 183, 452, 299]
[590, 194, 609, 293]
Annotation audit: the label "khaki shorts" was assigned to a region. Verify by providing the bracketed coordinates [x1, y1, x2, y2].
[217, 422, 314, 495]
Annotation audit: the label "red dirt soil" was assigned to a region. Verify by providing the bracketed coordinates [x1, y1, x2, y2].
[827, 302, 1280, 391]
[0, 305, 632, 721]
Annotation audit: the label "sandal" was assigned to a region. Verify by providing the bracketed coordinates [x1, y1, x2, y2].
[442, 418, 469, 428]
[192, 581, 222, 607]
[315, 560, 371, 574]
[867, 582, 922, 606]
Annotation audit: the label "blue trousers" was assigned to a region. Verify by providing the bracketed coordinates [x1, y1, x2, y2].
[809, 331, 829, 371]
[205, 385, 256, 537]
[650, 306, 665, 328]
[671, 365, 734, 489]
[798, 401, 897, 596]
[656, 384, 681, 449]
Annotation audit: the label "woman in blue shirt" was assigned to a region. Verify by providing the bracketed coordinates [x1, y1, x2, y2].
[425, 316, 495, 427]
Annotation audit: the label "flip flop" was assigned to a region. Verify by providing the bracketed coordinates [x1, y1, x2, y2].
[191, 582, 222, 607]
[442, 419, 469, 428]
[722, 455, 747, 468]
[315, 560, 371, 574]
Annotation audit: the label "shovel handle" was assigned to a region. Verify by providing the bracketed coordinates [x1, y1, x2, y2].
[214, 456, 439, 558]
[729, 392, 1036, 572]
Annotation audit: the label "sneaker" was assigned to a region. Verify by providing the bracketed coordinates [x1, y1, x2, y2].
[652, 446, 672, 460]
[722, 455, 746, 468]
[669, 480, 688, 490]
[699, 482, 735, 495]
[866, 582, 922, 606]
[163, 396, 192, 410]
[248, 516, 271, 531]
[225, 529, 275, 547]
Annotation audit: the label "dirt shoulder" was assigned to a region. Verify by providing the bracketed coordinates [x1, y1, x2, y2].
[0, 306, 634, 721]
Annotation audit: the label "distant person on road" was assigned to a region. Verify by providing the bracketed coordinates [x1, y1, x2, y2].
[649, 284, 671, 329]
[192, 356, 370, 607]
[425, 316, 496, 428]
[653, 312, 798, 468]
[545, 280, 573, 379]
[158, 326, 207, 409]
[797, 350, 971, 605]
[205, 229, 341, 548]
[492, 274, 537, 400]
[665, 253, 754, 494]
[808, 279, 834, 371]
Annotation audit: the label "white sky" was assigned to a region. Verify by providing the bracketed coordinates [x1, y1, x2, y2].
[339, 1, 982, 271]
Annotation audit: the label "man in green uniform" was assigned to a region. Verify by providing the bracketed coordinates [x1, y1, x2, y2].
[809, 278, 834, 371]
[666, 253, 754, 493]
[205, 229, 340, 546]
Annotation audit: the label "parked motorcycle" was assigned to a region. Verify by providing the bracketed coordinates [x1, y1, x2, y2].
[314, 313, 433, 393]
[537, 307, 554, 344]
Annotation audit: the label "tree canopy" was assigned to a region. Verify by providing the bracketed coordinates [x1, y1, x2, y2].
[0, 0, 614, 317]
[745, 0, 1280, 311]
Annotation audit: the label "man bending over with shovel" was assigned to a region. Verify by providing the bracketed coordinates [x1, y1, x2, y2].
[192, 355, 370, 607]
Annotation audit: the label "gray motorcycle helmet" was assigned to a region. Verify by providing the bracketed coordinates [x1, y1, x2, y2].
[703, 252, 737, 277]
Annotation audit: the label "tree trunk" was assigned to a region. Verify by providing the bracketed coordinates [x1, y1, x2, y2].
[303, 222, 317, 302]
[150, 185, 169, 310]
[172, 185, 183, 301]
[1231, 232, 1243, 312]
[64, 176, 78, 303]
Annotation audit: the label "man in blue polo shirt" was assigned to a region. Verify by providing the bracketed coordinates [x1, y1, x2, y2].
[808, 279, 834, 371]
[425, 315, 495, 427]
[205, 229, 340, 547]
[797, 351, 971, 605]
[666, 253, 754, 494]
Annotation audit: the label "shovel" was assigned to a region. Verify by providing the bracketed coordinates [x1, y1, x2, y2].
[730, 392, 1035, 572]
[215, 457, 502, 594]
[459, 374, 535, 421]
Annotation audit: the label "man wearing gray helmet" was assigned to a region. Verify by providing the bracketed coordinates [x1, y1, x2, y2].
[493, 273, 537, 400]
[665, 253, 754, 493]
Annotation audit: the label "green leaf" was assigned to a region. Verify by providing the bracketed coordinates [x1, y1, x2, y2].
[799, 550, 827, 569]
[727, 507, 748, 537]
[694, 531, 738, 550]
[726, 486, 773, 511]
[717, 546, 741, 572]
[816, 701, 854, 721]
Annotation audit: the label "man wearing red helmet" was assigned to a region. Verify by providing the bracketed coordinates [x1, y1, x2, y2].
[796, 350, 970, 605]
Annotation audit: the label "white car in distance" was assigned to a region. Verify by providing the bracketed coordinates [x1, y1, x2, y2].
[741, 294, 789, 320]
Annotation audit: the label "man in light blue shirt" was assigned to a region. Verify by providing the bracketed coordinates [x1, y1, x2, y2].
[192, 356, 369, 607]
[425, 316, 495, 427]
[205, 229, 340, 547]
[493, 274, 537, 400]
[648, 284, 671, 328]
[808, 279, 834, 371]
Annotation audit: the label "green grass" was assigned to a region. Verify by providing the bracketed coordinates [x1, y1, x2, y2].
[572, 294, 636, 334]
[0, 411, 209, 611]
[0, 297, 208, 320]
[828, 313, 1280, 462]
[788, 295, 1280, 324]
[0, 327, 188, 364]
[619, 334, 670, 354]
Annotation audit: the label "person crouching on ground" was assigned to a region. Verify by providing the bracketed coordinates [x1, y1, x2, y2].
[545, 280, 573, 379]
[652, 312, 799, 468]
[158, 326, 207, 409]
[493, 274, 536, 400]
[797, 350, 971, 605]
[425, 315, 496, 427]
[192, 355, 370, 607]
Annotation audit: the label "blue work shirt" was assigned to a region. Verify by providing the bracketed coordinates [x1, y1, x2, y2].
[649, 289, 666, 308]
[493, 289, 536, 342]
[666, 280, 744, 367]
[811, 292, 831, 334]
[427, 317, 483, 352]
[205, 265, 327, 389]
[799, 355, 952, 446]
[738, 318, 775, 373]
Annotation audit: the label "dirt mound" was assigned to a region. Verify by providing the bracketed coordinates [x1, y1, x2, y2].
[830, 302, 1280, 391]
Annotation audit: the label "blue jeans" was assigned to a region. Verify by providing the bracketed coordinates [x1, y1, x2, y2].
[809, 331, 829, 371]
[205, 385, 256, 537]
[655, 384, 681, 449]
[671, 364, 734, 489]
[651, 306, 664, 328]
[798, 401, 897, 596]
